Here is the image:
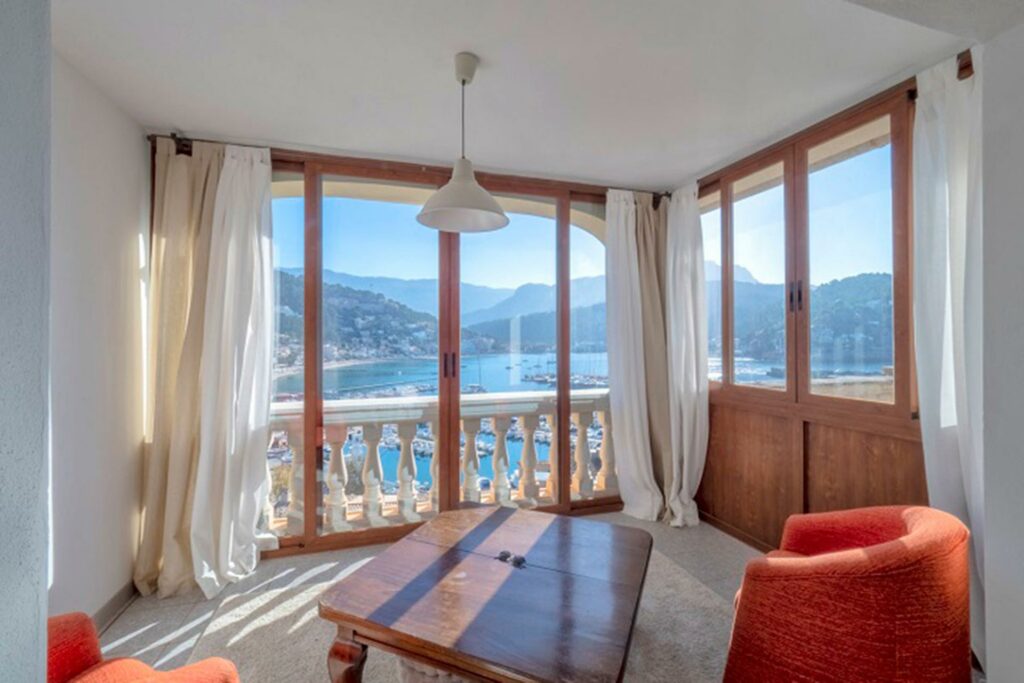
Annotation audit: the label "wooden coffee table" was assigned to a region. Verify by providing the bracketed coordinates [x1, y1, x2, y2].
[318, 506, 653, 682]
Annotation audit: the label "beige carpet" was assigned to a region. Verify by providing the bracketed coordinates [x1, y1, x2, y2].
[189, 549, 733, 682]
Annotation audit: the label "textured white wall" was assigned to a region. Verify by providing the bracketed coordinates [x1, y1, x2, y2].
[983, 20, 1024, 682]
[49, 55, 147, 618]
[0, 0, 50, 679]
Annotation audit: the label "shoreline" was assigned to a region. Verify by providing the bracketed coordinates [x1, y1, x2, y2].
[274, 355, 437, 380]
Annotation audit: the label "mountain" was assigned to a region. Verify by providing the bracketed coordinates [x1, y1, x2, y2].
[275, 271, 438, 360]
[463, 275, 606, 325]
[704, 261, 758, 284]
[710, 272, 893, 364]
[280, 268, 513, 317]
[465, 303, 607, 353]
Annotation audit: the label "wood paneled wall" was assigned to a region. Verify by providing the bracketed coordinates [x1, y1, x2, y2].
[697, 400, 926, 551]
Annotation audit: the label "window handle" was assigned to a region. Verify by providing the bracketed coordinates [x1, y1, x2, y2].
[443, 352, 449, 378]
[788, 283, 795, 312]
[797, 280, 804, 311]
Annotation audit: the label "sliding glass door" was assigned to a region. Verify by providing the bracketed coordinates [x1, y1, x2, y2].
[458, 195, 560, 509]
[318, 176, 442, 533]
[265, 161, 614, 552]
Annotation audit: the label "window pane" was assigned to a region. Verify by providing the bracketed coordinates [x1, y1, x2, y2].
[807, 117, 894, 403]
[320, 177, 440, 532]
[700, 191, 722, 382]
[731, 163, 787, 389]
[570, 199, 614, 500]
[268, 170, 304, 537]
[460, 194, 559, 508]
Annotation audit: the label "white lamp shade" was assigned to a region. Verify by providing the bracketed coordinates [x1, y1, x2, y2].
[417, 158, 509, 232]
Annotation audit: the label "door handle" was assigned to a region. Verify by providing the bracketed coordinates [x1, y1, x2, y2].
[788, 283, 795, 312]
[797, 280, 803, 311]
[443, 352, 449, 378]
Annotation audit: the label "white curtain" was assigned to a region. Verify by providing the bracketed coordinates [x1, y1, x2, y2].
[665, 183, 709, 527]
[913, 51, 985, 664]
[606, 190, 662, 520]
[190, 146, 275, 598]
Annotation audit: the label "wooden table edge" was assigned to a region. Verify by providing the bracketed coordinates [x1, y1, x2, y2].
[319, 604, 537, 683]
[319, 514, 656, 683]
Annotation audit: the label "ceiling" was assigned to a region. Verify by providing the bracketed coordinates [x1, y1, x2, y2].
[53, 0, 969, 191]
[845, 0, 1024, 42]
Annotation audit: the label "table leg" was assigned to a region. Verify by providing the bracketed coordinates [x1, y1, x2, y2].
[328, 627, 367, 683]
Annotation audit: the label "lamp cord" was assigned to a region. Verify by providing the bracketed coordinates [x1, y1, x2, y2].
[460, 79, 466, 159]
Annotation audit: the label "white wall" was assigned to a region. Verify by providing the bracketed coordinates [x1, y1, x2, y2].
[983, 20, 1024, 683]
[0, 0, 50, 679]
[49, 55, 148, 618]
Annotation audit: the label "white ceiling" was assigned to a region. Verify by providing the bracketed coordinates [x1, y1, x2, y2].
[845, 0, 1024, 42]
[53, 0, 967, 191]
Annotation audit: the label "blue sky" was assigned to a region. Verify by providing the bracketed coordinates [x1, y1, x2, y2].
[702, 144, 893, 286]
[272, 196, 606, 290]
[275, 144, 892, 290]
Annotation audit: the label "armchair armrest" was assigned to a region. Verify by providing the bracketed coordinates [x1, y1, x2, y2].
[48, 612, 102, 683]
[780, 506, 911, 556]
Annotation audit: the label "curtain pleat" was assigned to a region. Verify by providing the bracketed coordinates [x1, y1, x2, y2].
[135, 139, 224, 597]
[606, 190, 663, 519]
[913, 51, 986, 665]
[135, 140, 273, 599]
[608, 188, 709, 527]
[665, 183, 709, 527]
[635, 194, 673, 504]
[190, 146, 274, 598]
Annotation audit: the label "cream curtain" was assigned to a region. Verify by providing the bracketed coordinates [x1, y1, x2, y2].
[135, 139, 224, 597]
[606, 190, 662, 520]
[191, 146, 275, 597]
[607, 188, 709, 526]
[135, 140, 275, 599]
[913, 52, 986, 665]
[635, 194, 673, 500]
[665, 183, 708, 527]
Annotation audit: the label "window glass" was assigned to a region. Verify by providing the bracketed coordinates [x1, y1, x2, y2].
[807, 117, 894, 403]
[459, 195, 559, 507]
[700, 191, 722, 382]
[570, 199, 615, 499]
[731, 163, 787, 390]
[268, 170, 304, 537]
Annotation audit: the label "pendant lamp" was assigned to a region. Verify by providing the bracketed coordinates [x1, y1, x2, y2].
[417, 52, 509, 232]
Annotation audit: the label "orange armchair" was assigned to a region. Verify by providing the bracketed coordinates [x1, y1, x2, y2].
[48, 612, 238, 683]
[725, 506, 971, 683]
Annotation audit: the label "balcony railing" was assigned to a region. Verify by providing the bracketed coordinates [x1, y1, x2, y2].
[264, 388, 616, 534]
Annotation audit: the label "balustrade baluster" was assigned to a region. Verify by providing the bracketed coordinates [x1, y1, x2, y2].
[492, 416, 512, 505]
[428, 420, 439, 511]
[594, 409, 618, 493]
[461, 418, 482, 503]
[325, 436, 351, 532]
[286, 419, 305, 536]
[544, 413, 558, 501]
[396, 421, 420, 521]
[518, 414, 540, 504]
[572, 410, 595, 499]
[361, 424, 385, 524]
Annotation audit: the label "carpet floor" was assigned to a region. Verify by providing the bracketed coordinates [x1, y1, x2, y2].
[100, 513, 761, 681]
[189, 548, 733, 682]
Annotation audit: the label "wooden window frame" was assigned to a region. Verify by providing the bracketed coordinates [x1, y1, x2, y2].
[264, 152, 619, 557]
[699, 79, 918, 428]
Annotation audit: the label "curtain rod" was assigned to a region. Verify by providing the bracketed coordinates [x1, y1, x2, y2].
[147, 132, 272, 156]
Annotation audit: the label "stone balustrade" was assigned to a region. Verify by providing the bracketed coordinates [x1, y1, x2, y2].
[265, 388, 615, 533]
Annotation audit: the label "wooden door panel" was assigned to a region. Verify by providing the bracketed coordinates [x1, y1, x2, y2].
[696, 404, 802, 549]
[805, 423, 927, 512]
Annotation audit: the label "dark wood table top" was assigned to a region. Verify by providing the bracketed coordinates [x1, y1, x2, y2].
[319, 506, 653, 682]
